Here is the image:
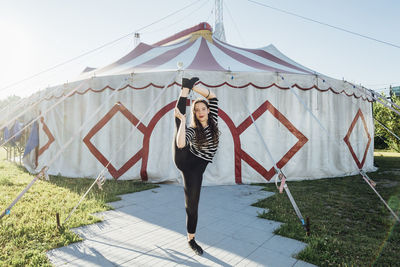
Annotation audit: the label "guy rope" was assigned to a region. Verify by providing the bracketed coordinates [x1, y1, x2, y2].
[0, 78, 127, 220]
[240, 97, 310, 234]
[279, 73, 399, 223]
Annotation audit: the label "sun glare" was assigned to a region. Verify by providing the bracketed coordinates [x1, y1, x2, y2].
[0, 21, 35, 97]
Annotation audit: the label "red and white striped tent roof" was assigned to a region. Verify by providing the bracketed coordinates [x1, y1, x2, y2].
[80, 22, 316, 78]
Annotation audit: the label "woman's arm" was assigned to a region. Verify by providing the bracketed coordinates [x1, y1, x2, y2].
[175, 107, 187, 148]
[193, 85, 216, 99]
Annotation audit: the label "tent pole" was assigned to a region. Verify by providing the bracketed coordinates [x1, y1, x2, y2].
[352, 85, 400, 117]
[279, 74, 400, 223]
[374, 118, 400, 142]
[367, 87, 400, 112]
[0, 167, 47, 220]
[360, 171, 400, 223]
[1, 78, 126, 220]
[240, 97, 309, 233]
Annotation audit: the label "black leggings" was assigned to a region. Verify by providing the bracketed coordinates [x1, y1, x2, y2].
[173, 97, 208, 234]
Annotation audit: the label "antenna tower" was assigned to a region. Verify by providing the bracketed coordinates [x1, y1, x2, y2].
[214, 0, 226, 41]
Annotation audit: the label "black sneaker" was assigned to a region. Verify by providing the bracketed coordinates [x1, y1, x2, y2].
[182, 77, 199, 90]
[188, 238, 203, 255]
[182, 78, 190, 89]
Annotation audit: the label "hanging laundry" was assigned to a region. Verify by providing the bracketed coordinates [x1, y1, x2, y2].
[12, 121, 24, 142]
[2, 127, 10, 145]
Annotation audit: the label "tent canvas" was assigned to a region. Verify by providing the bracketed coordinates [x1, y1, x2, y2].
[21, 22, 375, 185]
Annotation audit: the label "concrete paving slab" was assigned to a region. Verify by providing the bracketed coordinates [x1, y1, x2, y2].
[246, 217, 282, 232]
[231, 225, 275, 246]
[236, 246, 297, 267]
[47, 184, 316, 266]
[262, 235, 307, 258]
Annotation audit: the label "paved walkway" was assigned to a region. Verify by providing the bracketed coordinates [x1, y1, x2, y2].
[47, 184, 316, 266]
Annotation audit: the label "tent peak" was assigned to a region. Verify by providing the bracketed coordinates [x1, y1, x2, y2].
[152, 22, 212, 47]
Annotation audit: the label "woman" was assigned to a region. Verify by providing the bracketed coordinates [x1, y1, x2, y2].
[173, 77, 219, 255]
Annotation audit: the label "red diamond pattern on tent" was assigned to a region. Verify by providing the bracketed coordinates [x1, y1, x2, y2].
[236, 100, 308, 181]
[38, 117, 55, 157]
[343, 108, 371, 169]
[83, 102, 146, 179]
[83, 98, 307, 183]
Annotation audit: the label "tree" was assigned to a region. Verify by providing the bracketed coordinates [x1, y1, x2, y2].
[0, 95, 21, 110]
[373, 95, 400, 151]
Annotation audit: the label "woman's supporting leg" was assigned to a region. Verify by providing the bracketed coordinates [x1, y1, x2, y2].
[182, 165, 207, 256]
[183, 170, 203, 235]
[182, 158, 208, 235]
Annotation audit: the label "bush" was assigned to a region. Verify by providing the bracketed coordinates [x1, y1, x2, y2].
[374, 135, 389, 149]
[373, 95, 400, 151]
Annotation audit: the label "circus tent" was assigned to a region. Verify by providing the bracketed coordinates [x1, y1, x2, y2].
[22, 22, 375, 185]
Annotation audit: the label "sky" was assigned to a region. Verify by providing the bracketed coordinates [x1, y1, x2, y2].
[0, 0, 399, 99]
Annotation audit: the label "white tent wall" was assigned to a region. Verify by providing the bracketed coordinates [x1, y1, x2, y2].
[31, 72, 180, 181]
[24, 71, 375, 185]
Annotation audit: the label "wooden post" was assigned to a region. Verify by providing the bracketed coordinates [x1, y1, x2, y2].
[56, 213, 61, 229]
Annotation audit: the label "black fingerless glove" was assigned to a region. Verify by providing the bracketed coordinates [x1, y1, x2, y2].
[182, 77, 199, 90]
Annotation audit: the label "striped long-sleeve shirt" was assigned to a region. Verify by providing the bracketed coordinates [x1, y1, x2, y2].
[185, 97, 219, 162]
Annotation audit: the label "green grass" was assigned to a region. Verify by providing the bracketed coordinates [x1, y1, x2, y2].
[2, 150, 399, 266]
[0, 159, 157, 266]
[253, 152, 400, 266]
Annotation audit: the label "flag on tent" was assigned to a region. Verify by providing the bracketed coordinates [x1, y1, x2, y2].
[23, 121, 39, 157]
